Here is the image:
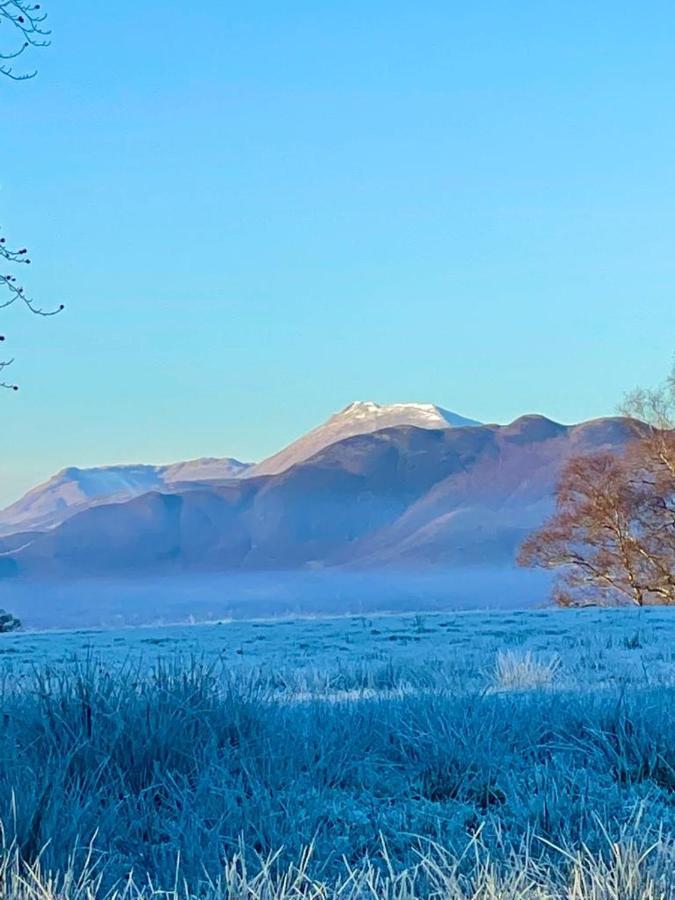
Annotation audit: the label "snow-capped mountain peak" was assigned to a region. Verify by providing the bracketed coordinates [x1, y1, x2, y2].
[248, 402, 479, 478]
[332, 401, 478, 429]
[0, 402, 477, 534]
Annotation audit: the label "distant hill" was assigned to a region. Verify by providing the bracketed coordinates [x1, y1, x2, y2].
[0, 415, 634, 579]
[0, 458, 251, 535]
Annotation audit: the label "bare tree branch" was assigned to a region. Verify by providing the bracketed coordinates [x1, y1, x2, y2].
[0, 355, 17, 390]
[1, 3, 63, 390]
[0, 0, 50, 79]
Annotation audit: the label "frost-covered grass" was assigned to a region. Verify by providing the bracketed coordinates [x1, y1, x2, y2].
[0, 834, 672, 899]
[0, 607, 673, 898]
[491, 649, 562, 690]
[1, 606, 674, 690]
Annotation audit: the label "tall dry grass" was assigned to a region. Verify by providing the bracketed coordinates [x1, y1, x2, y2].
[0, 654, 671, 897]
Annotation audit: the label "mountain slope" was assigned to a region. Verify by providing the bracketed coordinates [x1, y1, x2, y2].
[0, 401, 475, 535]
[0, 416, 634, 579]
[0, 458, 251, 535]
[247, 401, 479, 478]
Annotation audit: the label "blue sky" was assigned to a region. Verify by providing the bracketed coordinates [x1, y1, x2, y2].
[2, 1, 674, 505]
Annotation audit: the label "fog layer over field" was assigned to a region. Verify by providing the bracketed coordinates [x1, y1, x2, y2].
[1, 566, 552, 628]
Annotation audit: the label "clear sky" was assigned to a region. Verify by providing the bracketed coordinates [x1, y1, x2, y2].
[2, 1, 675, 506]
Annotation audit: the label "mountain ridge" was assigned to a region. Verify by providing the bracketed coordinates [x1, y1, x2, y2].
[0, 401, 477, 534]
[0, 457, 252, 536]
[245, 401, 479, 478]
[0, 415, 635, 579]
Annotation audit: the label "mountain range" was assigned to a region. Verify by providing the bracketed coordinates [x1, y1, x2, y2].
[0, 402, 475, 535]
[0, 403, 634, 580]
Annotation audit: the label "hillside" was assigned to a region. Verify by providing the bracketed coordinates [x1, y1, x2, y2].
[0, 415, 633, 579]
[0, 458, 251, 536]
[247, 401, 479, 477]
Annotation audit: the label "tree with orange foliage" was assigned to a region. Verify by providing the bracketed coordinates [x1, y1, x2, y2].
[519, 367, 675, 607]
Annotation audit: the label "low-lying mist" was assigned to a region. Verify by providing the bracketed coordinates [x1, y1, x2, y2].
[1, 567, 553, 629]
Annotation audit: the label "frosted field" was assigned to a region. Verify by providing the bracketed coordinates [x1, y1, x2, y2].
[0, 606, 673, 899]
[2, 606, 674, 693]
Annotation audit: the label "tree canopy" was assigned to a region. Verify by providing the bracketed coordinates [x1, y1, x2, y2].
[519, 367, 675, 606]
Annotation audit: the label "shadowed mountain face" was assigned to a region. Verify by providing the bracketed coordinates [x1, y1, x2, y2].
[245, 401, 480, 477]
[0, 415, 634, 579]
[0, 459, 252, 536]
[0, 402, 477, 535]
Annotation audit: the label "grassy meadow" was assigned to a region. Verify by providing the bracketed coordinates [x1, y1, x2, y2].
[0, 607, 673, 898]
